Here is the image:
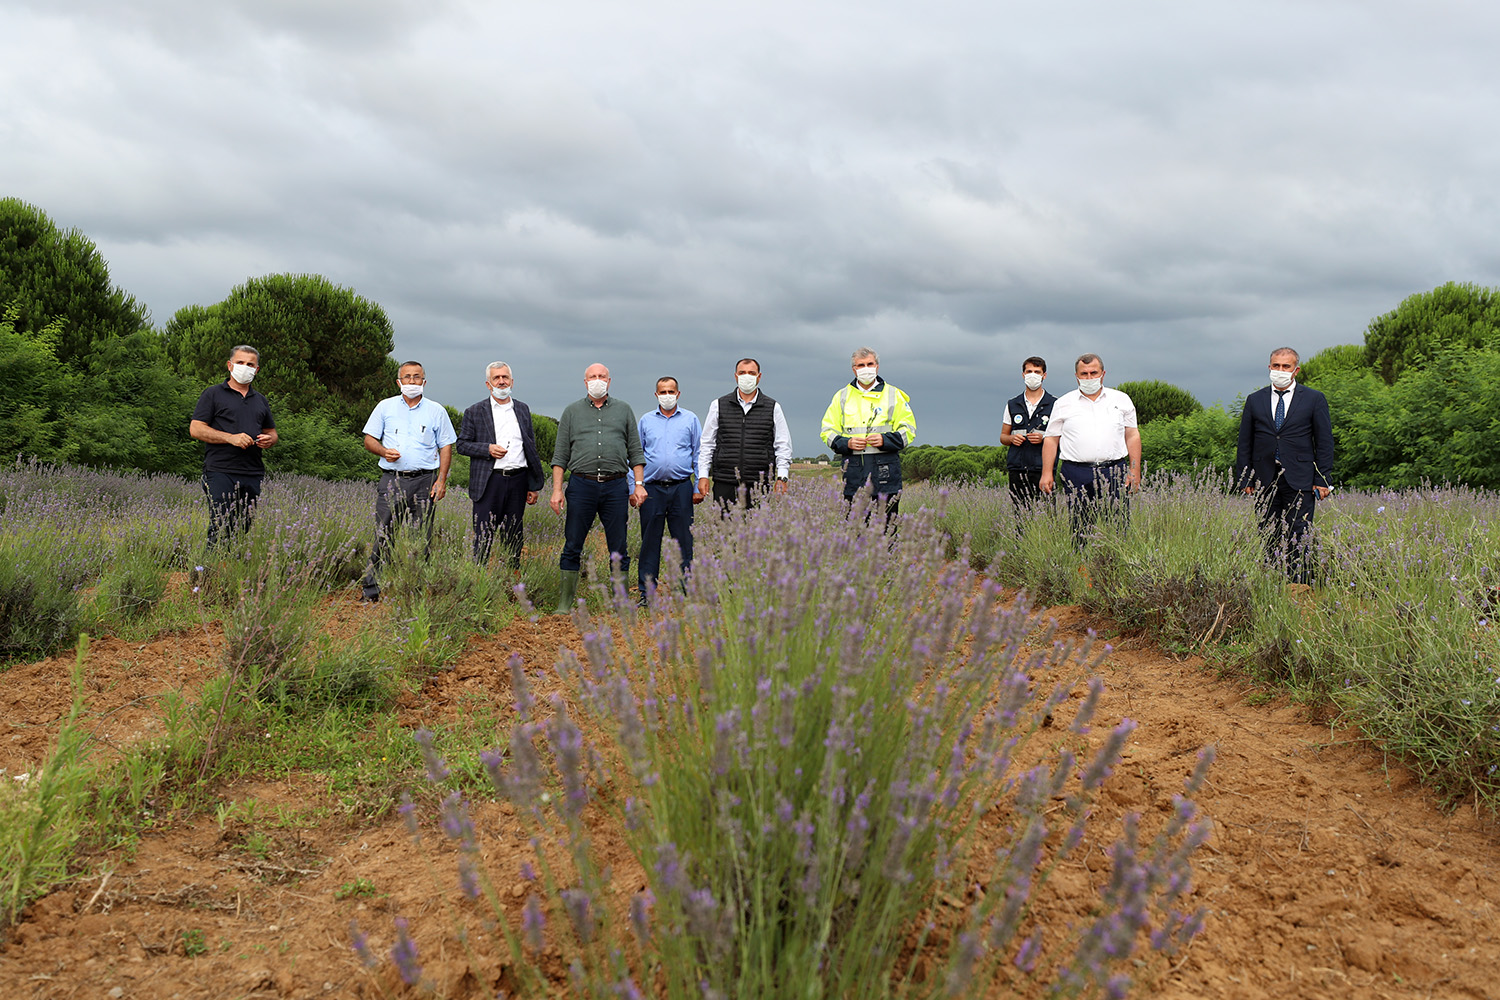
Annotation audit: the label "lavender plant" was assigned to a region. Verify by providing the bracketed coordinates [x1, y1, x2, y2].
[381, 485, 1212, 998]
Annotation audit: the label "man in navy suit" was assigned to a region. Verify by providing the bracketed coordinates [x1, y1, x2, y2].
[1235, 347, 1334, 584]
[456, 362, 545, 573]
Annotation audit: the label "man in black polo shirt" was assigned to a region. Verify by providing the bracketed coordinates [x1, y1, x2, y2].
[189, 344, 278, 547]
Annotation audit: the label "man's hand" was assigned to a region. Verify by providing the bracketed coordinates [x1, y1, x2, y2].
[550, 489, 565, 515]
[631, 484, 647, 508]
[488, 444, 508, 459]
[692, 491, 704, 505]
[429, 479, 447, 501]
[383, 447, 401, 462]
[526, 491, 539, 505]
[1243, 486, 1256, 496]
[1316, 486, 1331, 499]
[255, 432, 276, 449]
[228, 432, 255, 449]
[774, 478, 789, 496]
[1124, 468, 1141, 492]
[1039, 473, 1054, 495]
[1026, 430, 1043, 444]
[866, 433, 884, 449]
[697, 477, 710, 497]
[848, 435, 867, 451]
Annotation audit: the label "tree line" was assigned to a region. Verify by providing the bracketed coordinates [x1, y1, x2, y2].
[0, 198, 559, 482]
[3, 198, 1494, 488]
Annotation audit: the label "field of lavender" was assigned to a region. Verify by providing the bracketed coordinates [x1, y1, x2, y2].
[0, 459, 1496, 996]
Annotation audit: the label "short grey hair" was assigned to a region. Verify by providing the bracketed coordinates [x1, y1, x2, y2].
[485, 361, 512, 378]
[228, 344, 259, 362]
[851, 347, 879, 365]
[1269, 347, 1300, 364]
[1075, 353, 1103, 372]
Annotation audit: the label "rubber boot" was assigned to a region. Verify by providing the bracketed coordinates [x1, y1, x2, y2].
[554, 570, 579, 614]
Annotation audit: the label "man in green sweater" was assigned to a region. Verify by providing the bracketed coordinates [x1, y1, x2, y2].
[549, 362, 647, 612]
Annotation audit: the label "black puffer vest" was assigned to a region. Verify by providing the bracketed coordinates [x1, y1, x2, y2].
[711, 391, 777, 483]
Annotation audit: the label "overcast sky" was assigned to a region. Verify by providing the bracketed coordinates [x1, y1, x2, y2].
[5, 0, 1499, 447]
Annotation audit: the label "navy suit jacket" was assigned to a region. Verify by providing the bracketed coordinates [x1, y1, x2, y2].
[1234, 384, 1334, 492]
[456, 398, 546, 499]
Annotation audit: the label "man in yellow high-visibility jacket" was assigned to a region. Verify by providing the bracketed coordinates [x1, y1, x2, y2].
[820, 347, 916, 528]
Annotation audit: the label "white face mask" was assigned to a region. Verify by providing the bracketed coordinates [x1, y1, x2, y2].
[736, 373, 760, 393]
[1268, 369, 1295, 390]
[854, 366, 878, 386]
[230, 363, 257, 385]
[587, 378, 609, 399]
[399, 382, 424, 399]
[1078, 377, 1102, 395]
[490, 385, 512, 401]
[1023, 372, 1044, 391]
[657, 393, 678, 410]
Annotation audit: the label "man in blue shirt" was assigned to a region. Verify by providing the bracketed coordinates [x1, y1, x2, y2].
[635, 376, 703, 603]
[359, 360, 457, 602]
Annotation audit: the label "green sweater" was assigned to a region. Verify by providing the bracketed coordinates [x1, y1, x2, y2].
[552, 396, 646, 475]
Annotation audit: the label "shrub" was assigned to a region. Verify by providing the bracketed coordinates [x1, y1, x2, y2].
[0, 546, 82, 658]
[1114, 379, 1202, 425]
[368, 490, 1213, 998]
[934, 453, 983, 483]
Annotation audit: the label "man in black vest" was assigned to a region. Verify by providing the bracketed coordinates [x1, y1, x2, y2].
[697, 358, 793, 513]
[1001, 356, 1057, 536]
[1234, 346, 1334, 584]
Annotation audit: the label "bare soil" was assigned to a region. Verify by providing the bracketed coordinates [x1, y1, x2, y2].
[1, 602, 1497, 1000]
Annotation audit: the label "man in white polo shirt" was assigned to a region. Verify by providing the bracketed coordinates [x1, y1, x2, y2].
[1039, 353, 1141, 547]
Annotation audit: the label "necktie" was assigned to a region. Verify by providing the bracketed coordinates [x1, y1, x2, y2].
[1273, 390, 1287, 466]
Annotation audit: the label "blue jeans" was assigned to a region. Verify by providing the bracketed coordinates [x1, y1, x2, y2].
[202, 472, 262, 548]
[560, 475, 630, 576]
[1058, 459, 1129, 548]
[637, 479, 694, 591]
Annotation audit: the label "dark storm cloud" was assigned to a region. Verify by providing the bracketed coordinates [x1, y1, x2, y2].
[4, 0, 1500, 443]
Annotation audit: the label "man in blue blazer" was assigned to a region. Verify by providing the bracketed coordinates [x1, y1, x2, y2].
[456, 362, 546, 572]
[1234, 347, 1334, 584]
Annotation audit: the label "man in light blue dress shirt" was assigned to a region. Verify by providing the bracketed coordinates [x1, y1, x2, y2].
[635, 376, 703, 602]
[359, 360, 457, 602]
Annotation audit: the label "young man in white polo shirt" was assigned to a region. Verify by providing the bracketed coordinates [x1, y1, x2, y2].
[1039, 353, 1141, 547]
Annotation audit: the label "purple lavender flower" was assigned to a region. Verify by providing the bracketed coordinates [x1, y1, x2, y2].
[521, 894, 546, 952]
[348, 920, 377, 969]
[412, 728, 450, 783]
[625, 889, 655, 945]
[397, 792, 420, 841]
[561, 888, 595, 944]
[390, 917, 421, 985]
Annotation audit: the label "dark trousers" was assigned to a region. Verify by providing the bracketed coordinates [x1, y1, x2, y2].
[1256, 479, 1318, 584]
[713, 475, 768, 516]
[472, 470, 529, 569]
[363, 469, 436, 599]
[560, 475, 630, 576]
[637, 479, 695, 591]
[202, 472, 263, 548]
[1058, 459, 1129, 548]
[843, 488, 900, 532]
[1007, 469, 1043, 536]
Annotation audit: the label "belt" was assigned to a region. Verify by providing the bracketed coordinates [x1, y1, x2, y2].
[1061, 458, 1127, 468]
[391, 468, 438, 478]
[495, 467, 528, 477]
[573, 472, 626, 482]
[646, 477, 689, 486]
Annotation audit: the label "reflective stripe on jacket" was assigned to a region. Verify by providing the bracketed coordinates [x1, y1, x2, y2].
[820, 379, 916, 455]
